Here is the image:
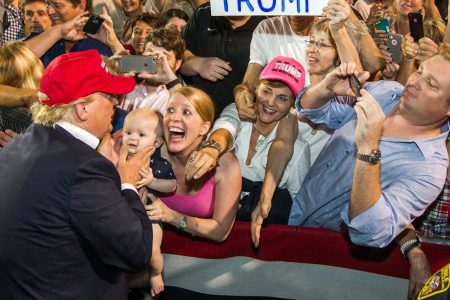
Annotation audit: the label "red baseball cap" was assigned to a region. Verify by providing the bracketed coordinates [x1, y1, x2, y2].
[39, 50, 135, 106]
[260, 56, 306, 96]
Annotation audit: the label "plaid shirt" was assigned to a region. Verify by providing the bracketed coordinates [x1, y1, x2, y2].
[416, 179, 450, 239]
[416, 132, 450, 239]
[1, 4, 24, 45]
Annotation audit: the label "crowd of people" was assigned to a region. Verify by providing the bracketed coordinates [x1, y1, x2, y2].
[0, 0, 449, 298]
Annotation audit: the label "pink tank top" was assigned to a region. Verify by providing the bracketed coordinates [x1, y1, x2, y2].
[159, 171, 215, 218]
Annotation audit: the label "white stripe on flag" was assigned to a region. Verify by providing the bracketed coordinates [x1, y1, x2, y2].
[163, 254, 408, 299]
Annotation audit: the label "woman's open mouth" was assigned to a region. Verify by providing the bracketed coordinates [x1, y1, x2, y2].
[168, 126, 185, 142]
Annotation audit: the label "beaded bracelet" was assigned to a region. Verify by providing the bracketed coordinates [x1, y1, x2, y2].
[400, 238, 421, 259]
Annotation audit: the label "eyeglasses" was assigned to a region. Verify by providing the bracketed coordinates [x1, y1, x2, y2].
[304, 39, 334, 50]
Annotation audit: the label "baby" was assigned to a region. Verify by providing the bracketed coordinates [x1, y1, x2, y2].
[122, 108, 176, 297]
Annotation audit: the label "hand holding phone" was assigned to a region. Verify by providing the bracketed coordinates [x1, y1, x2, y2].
[118, 55, 157, 74]
[375, 18, 390, 33]
[408, 12, 424, 42]
[387, 33, 403, 64]
[349, 74, 363, 97]
[82, 14, 104, 35]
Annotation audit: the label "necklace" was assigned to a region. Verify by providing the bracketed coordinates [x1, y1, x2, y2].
[253, 122, 267, 137]
[252, 123, 267, 152]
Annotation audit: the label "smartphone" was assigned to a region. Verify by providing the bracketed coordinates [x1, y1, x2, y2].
[408, 12, 424, 42]
[375, 18, 390, 33]
[82, 14, 104, 35]
[349, 74, 362, 97]
[387, 33, 403, 64]
[118, 55, 157, 74]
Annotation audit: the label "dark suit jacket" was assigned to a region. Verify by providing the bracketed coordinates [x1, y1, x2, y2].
[0, 124, 152, 299]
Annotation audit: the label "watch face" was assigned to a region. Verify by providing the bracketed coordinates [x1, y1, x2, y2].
[371, 149, 382, 163]
[179, 217, 187, 230]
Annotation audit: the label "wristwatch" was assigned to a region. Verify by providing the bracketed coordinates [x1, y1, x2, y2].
[201, 140, 222, 154]
[356, 149, 381, 165]
[179, 215, 187, 231]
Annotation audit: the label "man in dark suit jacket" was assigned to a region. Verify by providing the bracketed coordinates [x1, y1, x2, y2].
[0, 50, 154, 299]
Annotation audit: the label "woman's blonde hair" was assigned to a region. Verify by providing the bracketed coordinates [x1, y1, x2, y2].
[0, 41, 44, 89]
[171, 87, 215, 125]
[424, 19, 446, 44]
[439, 43, 450, 62]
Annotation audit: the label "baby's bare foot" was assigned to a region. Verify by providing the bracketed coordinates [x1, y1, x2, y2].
[150, 274, 164, 297]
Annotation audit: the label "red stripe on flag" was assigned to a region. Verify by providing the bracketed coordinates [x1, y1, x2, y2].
[162, 222, 450, 279]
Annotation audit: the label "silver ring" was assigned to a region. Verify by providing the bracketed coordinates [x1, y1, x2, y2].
[188, 156, 196, 163]
[149, 211, 153, 216]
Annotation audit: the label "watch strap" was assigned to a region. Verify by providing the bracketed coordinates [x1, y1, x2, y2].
[356, 149, 381, 165]
[165, 78, 181, 90]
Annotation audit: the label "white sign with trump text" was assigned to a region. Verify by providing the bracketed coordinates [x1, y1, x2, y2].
[210, 0, 328, 16]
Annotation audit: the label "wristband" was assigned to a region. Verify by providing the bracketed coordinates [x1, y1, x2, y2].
[165, 78, 181, 90]
[400, 238, 421, 259]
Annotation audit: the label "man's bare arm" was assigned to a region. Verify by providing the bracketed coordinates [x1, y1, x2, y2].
[348, 7, 385, 73]
[395, 225, 431, 299]
[24, 12, 88, 58]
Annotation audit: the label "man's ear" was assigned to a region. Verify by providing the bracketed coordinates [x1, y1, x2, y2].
[74, 103, 89, 121]
[174, 59, 182, 72]
[199, 121, 211, 136]
[154, 137, 164, 148]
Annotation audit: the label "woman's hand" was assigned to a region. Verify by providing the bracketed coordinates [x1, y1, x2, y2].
[402, 34, 418, 61]
[251, 194, 272, 248]
[416, 37, 439, 63]
[372, 29, 388, 48]
[379, 43, 393, 64]
[366, 4, 383, 30]
[324, 0, 351, 32]
[381, 62, 400, 80]
[185, 149, 218, 181]
[145, 195, 175, 223]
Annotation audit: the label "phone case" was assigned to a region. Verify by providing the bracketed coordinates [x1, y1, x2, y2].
[349, 74, 362, 97]
[118, 56, 156, 74]
[82, 15, 104, 35]
[375, 18, 390, 33]
[408, 12, 424, 42]
[387, 33, 402, 64]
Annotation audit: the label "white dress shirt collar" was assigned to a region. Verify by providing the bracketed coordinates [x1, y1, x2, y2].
[57, 121, 100, 149]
